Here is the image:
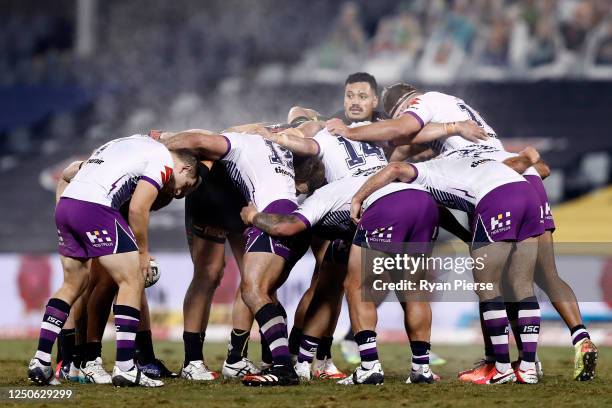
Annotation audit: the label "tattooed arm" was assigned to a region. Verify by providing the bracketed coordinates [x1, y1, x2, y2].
[240, 202, 308, 237]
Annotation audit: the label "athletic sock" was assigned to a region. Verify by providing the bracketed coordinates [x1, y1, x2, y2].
[288, 326, 303, 356]
[73, 343, 84, 369]
[183, 331, 204, 365]
[505, 301, 523, 359]
[57, 328, 75, 364]
[570, 324, 590, 346]
[344, 327, 355, 341]
[479, 304, 495, 362]
[135, 330, 156, 364]
[35, 298, 70, 365]
[297, 335, 319, 364]
[255, 303, 290, 366]
[410, 341, 431, 370]
[84, 341, 102, 363]
[227, 329, 250, 364]
[516, 297, 540, 371]
[354, 330, 379, 370]
[113, 304, 140, 372]
[316, 336, 333, 360]
[480, 297, 510, 372]
[260, 329, 273, 365]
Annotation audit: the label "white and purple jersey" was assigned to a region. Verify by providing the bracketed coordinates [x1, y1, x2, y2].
[411, 156, 526, 213]
[292, 176, 366, 240]
[62, 135, 174, 210]
[402, 91, 503, 155]
[312, 122, 388, 182]
[440, 144, 540, 177]
[221, 132, 297, 209]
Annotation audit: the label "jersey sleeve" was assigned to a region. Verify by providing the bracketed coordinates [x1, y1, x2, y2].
[402, 92, 436, 128]
[141, 142, 174, 190]
[292, 185, 338, 228]
[311, 129, 330, 159]
[219, 132, 244, 161]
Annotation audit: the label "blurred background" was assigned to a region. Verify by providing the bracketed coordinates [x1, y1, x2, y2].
[0, 0, 610, 344]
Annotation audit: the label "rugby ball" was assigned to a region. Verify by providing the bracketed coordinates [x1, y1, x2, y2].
[145, 260, 161, 288]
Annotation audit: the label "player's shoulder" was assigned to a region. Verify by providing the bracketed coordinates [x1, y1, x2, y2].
[421, 91, 457, 103]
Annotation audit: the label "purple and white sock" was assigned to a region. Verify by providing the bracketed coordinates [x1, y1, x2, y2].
[481, 297, 510, 372]
[35, 298, 70, 365]
[114, 304, 140, 372]
[354, 330, 379, 370]
[255, 303, 290, 366]
[570, 324, 590, 346]
[516, 297, 541, 371]
[297, 335, 320, 364]
[410, 341, 430, 370]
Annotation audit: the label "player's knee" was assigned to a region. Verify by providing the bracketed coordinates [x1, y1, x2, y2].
[192, 264, 224, 292]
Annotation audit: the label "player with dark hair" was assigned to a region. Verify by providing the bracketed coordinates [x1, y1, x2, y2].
[328, 82, 598, 383]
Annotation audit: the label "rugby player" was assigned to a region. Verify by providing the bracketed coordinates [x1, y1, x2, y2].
[330, 83, 598, 382]
[28, 135, 198, 387]
[162, 128, 313, 386]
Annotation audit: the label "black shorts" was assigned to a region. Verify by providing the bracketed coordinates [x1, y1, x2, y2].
[185, 162, 247, 244]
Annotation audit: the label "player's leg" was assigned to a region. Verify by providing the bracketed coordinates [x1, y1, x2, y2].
[181, 234, 225, 380]
[135, 292, 179, 379]
[28, 255, 90, 385]
[97, 251, 162, 387]
[291, 238, 328, 367]
[80, 262, 115, 384]
[504, 237, 541, 384]
[534, 231, 598, 380]
[240, 252, 297, 386]
[223, 232, 260, 378]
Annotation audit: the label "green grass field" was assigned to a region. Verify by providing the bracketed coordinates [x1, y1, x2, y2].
[0, 340, 609, 408]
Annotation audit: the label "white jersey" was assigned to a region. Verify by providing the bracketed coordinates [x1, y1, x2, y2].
[293, 176, 365, 239]
[312, 122, 388, 183]
[221, 132, 297, 209]
[363, 182, 427, 211]
[440, 144, 540, 177]
[412, 156, 526, 212]
[402, 91, 503, 155]
[62, 135, 174, 209]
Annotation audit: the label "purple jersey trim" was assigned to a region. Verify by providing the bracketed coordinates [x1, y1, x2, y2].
[140, 176, 161, 190]
[311, 138, 321, 156]
[405, 111, 425, 129]
[219, 135, 232, 160]
[292, 212, 312, 229]
[406, 162, 419, 183]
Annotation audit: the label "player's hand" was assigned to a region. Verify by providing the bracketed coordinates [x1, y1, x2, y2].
[240, 202, 258, 225]
[139, 252, 153, 283]
[455, 120, 487, 142]
[350, 198, 363, 224]
[519, 146, 540, 165]
[326, 118, 349, 137]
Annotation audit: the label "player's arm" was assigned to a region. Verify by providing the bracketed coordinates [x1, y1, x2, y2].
[264, 125, 322, 157]
[438, 206, 472, 244]
[160, 129, 229, 160]
[502, 147, 550, 178]
[240, 202, 308, 237]
[56, 160, 84, 202]
[351, 162, 417, 223]
[409, 120, 486, 144]
[389, 144, 436, 162]
[129, 180, 159, 280]
[287, 106, 323, 124]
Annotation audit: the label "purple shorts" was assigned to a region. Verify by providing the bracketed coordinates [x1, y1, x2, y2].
[524, 175, 555, 232]
[244, 199, 309, 266]
[56, 198, 138, 259]
[472, 181, 545, 248]
[353, 189, 439, 254]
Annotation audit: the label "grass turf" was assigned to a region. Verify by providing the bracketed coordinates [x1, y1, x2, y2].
[0, 340, 609, 408]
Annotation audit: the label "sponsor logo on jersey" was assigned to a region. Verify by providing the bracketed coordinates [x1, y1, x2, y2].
[86, 158, 104, 165]
[490, 212, 511, 234]
[470, 158, 495, 167]
[86, 230, 114, 247]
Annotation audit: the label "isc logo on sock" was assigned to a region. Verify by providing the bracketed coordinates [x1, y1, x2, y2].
[523, 325, 540, 333]
[46, 316, 62, 325]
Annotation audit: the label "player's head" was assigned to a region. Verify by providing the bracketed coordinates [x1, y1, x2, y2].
[294, 155, 325, 194]
[169, 149, 199, 198]
[344, 72, 379, 122]
[381, 83, 420, 119]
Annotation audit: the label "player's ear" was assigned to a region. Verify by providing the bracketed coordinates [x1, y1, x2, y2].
[373, 94, 379, 109]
